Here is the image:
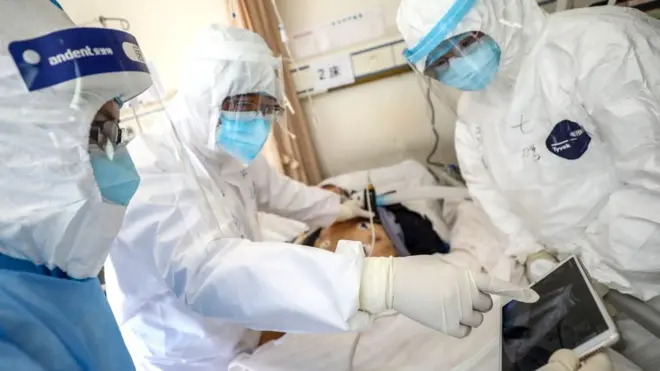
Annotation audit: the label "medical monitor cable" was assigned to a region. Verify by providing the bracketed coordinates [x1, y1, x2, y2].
[423, 81, 464, 187]
[425, 83, 441, 170]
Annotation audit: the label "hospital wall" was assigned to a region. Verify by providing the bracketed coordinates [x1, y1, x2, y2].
[297, 68, 461, 178]
[275, 0, 461, 178]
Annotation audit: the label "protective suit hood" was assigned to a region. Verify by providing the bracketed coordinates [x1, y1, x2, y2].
[0, 0, 151, 278]
[167, 26, 281, 165]
[397, 0, 548, 86]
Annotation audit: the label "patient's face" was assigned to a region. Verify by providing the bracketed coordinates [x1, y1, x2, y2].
[315, 218, 396, 257]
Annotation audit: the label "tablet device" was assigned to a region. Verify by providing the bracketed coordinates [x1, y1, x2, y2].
[500, 256, 619, 371]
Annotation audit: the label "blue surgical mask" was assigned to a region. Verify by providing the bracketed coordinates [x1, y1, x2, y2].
[430, 37, 501, 91]
[89, 146, 141, 206]
[216, 112, 272, 165]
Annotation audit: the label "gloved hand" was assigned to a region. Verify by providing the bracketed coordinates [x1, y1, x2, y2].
[525, 251, 558, 283]
[336, 199, 374, 222]
[537, 349, 613, 371]
[359, 255, 539, 337]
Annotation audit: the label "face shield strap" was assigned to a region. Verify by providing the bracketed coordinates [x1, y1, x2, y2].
[403, 0, 477, 65]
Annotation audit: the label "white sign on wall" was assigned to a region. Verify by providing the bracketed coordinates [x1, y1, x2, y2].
[309, 53, 355, 92]
[289, 11, 387, 59]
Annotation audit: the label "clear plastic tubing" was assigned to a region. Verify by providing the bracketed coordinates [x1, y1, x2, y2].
[376, 186, 470, 206]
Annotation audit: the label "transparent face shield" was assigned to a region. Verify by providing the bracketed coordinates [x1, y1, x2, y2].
[401, 1, 502, 117]
[7, 25, 153, 160]
[1, 17, 167, 276]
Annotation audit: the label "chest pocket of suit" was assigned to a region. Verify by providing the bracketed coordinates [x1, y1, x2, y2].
[539, 112, 613, 184]
[485, 105, 615, 228]
[546, 120, 592, 160]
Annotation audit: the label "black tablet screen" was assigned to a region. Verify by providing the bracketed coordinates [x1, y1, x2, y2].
[501, 258, 609, 371]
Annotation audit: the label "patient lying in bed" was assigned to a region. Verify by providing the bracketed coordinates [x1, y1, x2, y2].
[304, 184, 448, 254]
[233, 188, 526, 371]
[258, 184, 447, 346]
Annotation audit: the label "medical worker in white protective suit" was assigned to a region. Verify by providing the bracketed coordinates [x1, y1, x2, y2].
[103, 25, 536, 370]
[0, 0, 153, 369]
[397, 0, 660, 369]
[398, 0, 660, 308]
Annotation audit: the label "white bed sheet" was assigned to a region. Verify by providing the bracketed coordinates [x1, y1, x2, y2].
[230, 304, 502, 371]
[246, 160, 640, 371]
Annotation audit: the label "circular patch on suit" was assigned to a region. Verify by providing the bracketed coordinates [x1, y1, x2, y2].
[545, 120, 591, 160]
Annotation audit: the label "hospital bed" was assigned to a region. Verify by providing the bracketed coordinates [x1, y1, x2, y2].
[240, 159, 510, 371]
[239, 160, 652, 371]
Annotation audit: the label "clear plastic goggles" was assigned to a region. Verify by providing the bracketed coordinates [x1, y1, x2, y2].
[90, 120, 122, 153]
[423, 31, 487, 80]
[88, 99, 128, 159]
[219, 93, 284, 122]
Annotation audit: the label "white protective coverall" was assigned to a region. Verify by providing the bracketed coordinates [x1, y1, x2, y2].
[104, 27, 352, 369]
[0, 0, 153, 369]
[397, 0, 660, 301]
[105, 26, 532, 370]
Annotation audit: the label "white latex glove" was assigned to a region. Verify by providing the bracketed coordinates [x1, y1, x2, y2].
[336, 199, 374, 222]
[537, 350, 614, 371]
[525, 251, 559, 283]
[359, 255, 539, 337]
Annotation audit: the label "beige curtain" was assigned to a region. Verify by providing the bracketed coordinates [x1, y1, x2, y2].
[226, 0, 323, 185]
